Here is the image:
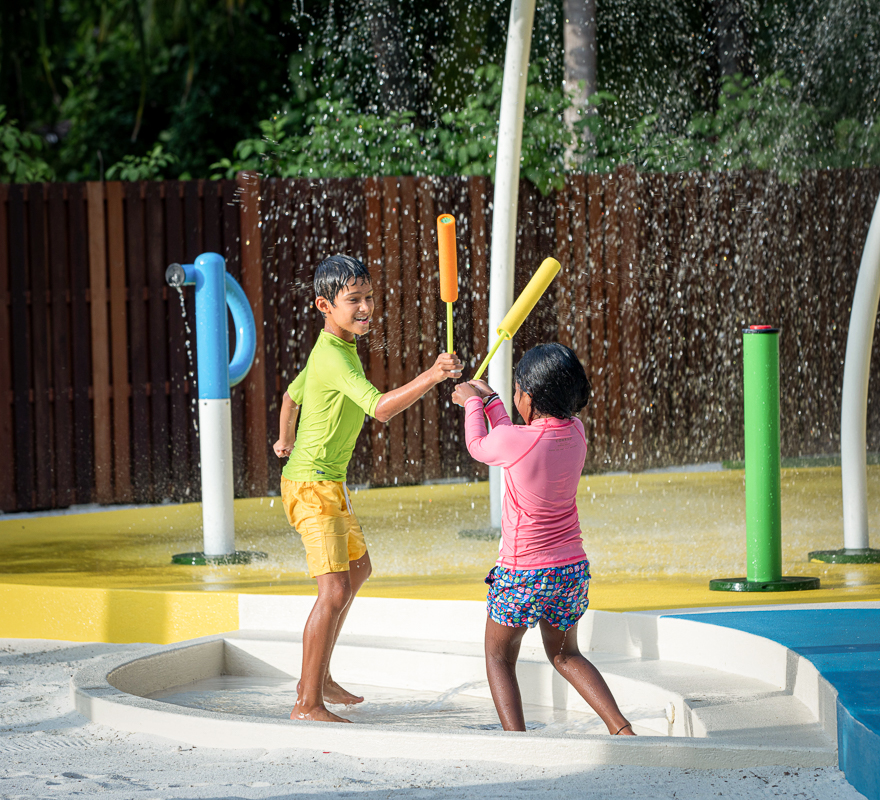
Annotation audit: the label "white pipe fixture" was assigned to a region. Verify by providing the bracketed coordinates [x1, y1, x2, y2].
[488, 0, 537, 529]
[198, 399, 236, 556]
[840, 191, 880, 550]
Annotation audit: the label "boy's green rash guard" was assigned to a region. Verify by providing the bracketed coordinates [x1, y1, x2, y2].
[282, 330, 382, 482]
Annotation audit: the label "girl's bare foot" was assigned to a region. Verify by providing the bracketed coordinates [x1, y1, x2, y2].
[290, 700, 352, 723]
[323, 676, 364, 705]
[613, 722, 636, 736]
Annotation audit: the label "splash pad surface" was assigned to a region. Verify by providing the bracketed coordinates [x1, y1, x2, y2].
[1, 466, 879, 643]
[3, 465, 879, 796]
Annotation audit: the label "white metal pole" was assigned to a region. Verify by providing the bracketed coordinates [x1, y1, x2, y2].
[199, 399, 236, 556]
[488, 0, 536, 528]
[841, 191, 880, 550]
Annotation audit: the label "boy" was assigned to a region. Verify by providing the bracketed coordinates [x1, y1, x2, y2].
[273, 254, 462, 723]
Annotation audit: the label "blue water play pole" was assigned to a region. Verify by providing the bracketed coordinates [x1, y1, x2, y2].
[165, 253, 262, 565]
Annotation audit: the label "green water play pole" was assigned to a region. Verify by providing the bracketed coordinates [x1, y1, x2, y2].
[743, 326, 782, 582]
[710, 325, 819, 592]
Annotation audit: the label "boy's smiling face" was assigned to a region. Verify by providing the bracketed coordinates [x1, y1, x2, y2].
[315, 276, 374, 342]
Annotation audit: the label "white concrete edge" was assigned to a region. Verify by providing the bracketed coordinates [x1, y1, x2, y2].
[655, 617, 837, 743]
[70, 639, 835, 769]
[238, 595, 489, 643]
[72, 597, 842, 763]
[88, 631, 679, 734]
[578, 611, 838, 743]
[633, 601, 880, 615]
[237, 595, 839, 742]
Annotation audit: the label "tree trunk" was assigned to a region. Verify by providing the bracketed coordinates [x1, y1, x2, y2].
[563, 0, 597, 165]
[365, 0, 417, 115]
[711, 0, 754, 80]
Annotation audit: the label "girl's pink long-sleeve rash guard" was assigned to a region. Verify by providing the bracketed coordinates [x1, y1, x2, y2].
[463, 395, 588, 570]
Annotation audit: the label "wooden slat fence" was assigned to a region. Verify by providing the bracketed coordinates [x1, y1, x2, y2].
[2, 168, 880, 512]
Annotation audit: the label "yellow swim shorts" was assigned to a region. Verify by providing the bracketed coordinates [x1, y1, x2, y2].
[280, 478, 367, 578]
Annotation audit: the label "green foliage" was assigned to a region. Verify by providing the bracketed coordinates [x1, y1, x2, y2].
[304, 103, 427, 178]
[573, 72, 880, 181]
[219, 64, 880, 189]
[0, 106, 54, 183]
[5, 0, 880, 184]
[215, 64, 572, 195]
[105, 141, 177, 180]
[436, 64, 570, 192]
[830, 118, 880, 169]
[685, 72, 823, 180]
[211, 100, 439, 180]
[2, 0, 317, 181]
[755, 0, 880, 128]
[209, 113, 306, 180]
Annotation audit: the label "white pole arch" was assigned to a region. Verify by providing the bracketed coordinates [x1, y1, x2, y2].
[487, 0, 536, 528]
[812, 189, 880, 563]
[840, 192, 880, 551]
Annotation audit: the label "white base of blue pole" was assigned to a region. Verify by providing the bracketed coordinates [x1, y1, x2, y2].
[198, 399, 235, 557]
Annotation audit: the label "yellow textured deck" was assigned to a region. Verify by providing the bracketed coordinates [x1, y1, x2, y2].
[1, 467, 878, 643]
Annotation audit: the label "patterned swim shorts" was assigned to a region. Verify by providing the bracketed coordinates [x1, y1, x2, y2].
[485, 560, 591, 631]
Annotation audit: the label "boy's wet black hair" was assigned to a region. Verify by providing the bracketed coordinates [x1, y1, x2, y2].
[514, 343, 591, 420]
[314, 254, 371, 305]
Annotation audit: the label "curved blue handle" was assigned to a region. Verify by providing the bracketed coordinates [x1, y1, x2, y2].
[225, 272, 256, 387]
[167, 253, 256, 397]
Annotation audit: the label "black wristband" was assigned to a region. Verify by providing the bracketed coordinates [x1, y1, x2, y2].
[482, 393, 498, 407]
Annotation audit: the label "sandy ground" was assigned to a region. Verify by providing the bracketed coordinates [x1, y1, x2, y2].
[0, 639, 868, 800]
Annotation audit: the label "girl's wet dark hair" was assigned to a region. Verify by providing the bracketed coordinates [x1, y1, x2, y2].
[514, 343, 591, 420]
[314, 255, 371, 305]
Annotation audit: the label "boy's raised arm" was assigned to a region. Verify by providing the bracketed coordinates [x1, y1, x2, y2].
[273, 391, 300, 458]
[373, 352, 462, 422]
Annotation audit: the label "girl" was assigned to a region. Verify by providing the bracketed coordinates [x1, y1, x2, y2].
[452, 343, 634, 735]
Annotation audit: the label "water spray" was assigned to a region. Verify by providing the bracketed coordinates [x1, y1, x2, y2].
[165, 253, 265, 565]
[437, 214, 458, 354]
[473, 257, 561, 381]
[710, 325, 819, 592]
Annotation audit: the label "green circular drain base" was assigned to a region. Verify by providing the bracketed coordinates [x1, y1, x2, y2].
[809, 548, 880, 564]
[457, 528, 501, 541]
[171, 551, 268, 566]
[709, 576, 821, 592]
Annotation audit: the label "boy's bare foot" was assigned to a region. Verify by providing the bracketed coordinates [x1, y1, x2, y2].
[296, 678, 364, 706]
[290, 700, 352, 723]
